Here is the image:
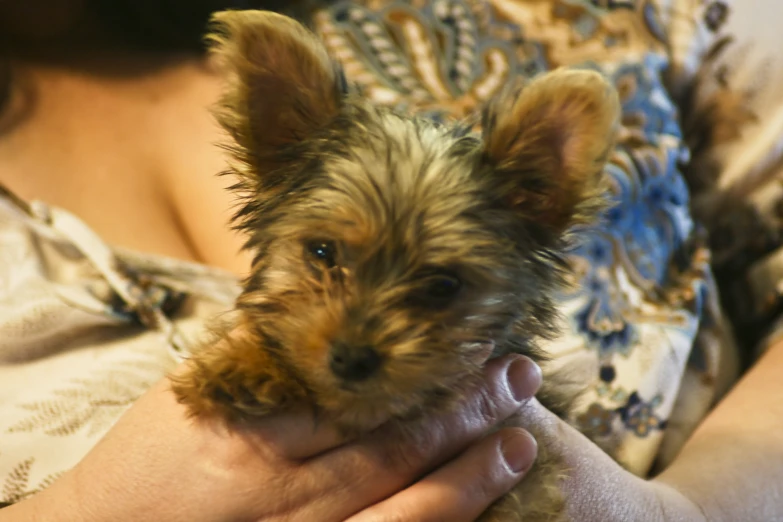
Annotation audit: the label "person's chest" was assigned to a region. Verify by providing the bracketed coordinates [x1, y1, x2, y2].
[0, 61, 219, 263]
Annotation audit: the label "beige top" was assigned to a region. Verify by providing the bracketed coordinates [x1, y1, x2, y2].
[0, 188, 238, 501]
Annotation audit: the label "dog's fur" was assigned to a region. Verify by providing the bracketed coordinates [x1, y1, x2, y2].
[171, 10, 621, 521]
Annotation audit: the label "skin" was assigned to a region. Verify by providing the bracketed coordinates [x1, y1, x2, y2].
[517, 335, 783, 522]
[1, 13, 783, 521]
[0, 57, 251, 275]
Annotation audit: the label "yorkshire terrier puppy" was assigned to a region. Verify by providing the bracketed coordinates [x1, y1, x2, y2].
[172, 9, 620, 522]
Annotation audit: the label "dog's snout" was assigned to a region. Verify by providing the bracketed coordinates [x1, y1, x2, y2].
[329, 342, 382, 382]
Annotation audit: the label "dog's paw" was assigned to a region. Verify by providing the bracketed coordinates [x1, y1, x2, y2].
[170, 324, 306, 422]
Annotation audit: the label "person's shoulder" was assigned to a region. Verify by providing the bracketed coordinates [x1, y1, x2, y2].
[155, 60, 252, 276]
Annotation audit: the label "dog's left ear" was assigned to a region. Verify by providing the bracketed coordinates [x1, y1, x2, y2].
[481, 68, 621, 239]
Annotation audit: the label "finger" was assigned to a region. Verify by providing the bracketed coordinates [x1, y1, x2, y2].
[234, 410, 351, 461]
[264, 340, 495, 459]
[346, 427, 538, 522]
[297, 355, 542, 520]
[325, 354, 541, 472]
[505, 397, 665, 522]
[510, 398, 632, 500]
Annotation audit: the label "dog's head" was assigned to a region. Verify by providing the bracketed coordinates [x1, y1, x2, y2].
[209, 10, 620, 428]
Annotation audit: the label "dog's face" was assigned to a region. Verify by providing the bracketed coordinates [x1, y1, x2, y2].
[209, 11, 620, 428]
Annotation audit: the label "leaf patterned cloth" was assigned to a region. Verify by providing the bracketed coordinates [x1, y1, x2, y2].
[0, 191, 239, 503]
[0, 0, 770, 504]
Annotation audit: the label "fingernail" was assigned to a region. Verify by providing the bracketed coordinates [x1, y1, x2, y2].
[501, 429, 538, 473]
[506, 356, 542, 402]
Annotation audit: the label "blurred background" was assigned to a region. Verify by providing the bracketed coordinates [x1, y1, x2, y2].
[726, 0, 783, 111]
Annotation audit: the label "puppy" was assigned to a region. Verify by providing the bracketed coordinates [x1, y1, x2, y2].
[172, 10, 621, 521]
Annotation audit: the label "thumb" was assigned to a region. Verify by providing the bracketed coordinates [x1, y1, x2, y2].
[512, 397, 661, 522]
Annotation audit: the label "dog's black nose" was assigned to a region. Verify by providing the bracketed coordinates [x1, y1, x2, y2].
[329, 343, 382, 382]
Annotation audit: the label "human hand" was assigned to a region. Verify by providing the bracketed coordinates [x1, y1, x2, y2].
[504, 397, 707, 522]
[0, 354, 541, 522]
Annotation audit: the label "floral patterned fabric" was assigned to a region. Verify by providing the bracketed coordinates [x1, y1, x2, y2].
[0, 0, 754, 505]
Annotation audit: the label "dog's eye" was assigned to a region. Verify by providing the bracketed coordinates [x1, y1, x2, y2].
[423, 273, 462, 304]
[306, 240, 337, 268]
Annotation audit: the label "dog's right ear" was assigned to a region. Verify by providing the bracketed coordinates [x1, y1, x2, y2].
[208, 10, 345, 173]
[479, 69, 620, 244]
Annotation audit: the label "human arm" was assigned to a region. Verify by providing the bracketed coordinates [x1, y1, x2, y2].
[0, 355, 540, 522]
[649, 336, 783, 520]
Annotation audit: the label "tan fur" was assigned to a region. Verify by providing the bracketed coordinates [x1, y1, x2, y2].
[172, 318, 308, 421]
[208, 10, 343, 177]
[483, 71, 619, 236]
[171, 9, 621, 521]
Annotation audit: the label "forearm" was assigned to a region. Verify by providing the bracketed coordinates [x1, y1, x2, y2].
[653, 338, 783, 521]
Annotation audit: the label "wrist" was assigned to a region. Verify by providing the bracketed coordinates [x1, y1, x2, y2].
[648, 480, 708, 522]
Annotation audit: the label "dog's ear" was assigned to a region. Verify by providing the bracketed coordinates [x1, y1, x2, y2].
[208, 10, 345, 172]
[481, 68, 621, 240]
